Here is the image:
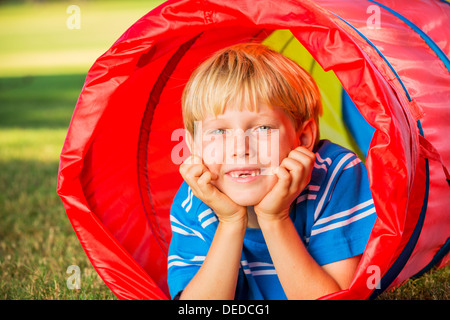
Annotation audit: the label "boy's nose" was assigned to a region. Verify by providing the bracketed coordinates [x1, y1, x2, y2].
[229, 129, 254, 159]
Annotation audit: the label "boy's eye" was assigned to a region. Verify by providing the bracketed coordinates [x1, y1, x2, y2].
[209, 128, 226, 135]
[255, 125, 272, 132]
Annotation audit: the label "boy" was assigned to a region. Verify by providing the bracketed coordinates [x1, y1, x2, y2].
[168, 43, 376, 299]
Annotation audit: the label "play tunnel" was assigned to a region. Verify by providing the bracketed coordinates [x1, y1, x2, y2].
[57, 0, 450, 299]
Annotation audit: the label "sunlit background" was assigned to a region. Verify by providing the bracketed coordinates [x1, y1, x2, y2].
[0, 0, 164, 299]
[0, 0, 447, 300]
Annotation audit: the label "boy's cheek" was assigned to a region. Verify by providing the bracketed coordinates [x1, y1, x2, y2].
[207, 172, 227, 194]
[204, 163, 221, 183]
[257, 146, 280, 169]
[256, 131, 297, 169]
[201, 138, 226, 165]
[262, 174, 278, 191]
[202, 150, 223, 166]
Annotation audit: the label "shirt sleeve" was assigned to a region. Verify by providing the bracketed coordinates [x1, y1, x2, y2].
[167, 182, 218, 299]
[307, 152, 377, 266]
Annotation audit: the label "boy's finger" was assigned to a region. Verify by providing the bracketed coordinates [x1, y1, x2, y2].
[192, 154, 203, 164]
[288, 149, 315, 175]
[289, 147, 316, 163]
[197, 171, 212, 187]
[280, 157, 302, 187]
[272, 166, 291, 196]
[280, 157, 302, 171]
[289, 147, 316, 164]
[281, 150, 315, 193]
[197, 172, 221, 203]
[181, 163, 207, 183]
[181, 154, 204, 168]
[182, 154, 203, 165]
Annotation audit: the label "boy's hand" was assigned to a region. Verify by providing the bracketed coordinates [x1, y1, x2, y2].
[179, 155, 247, 224]
[254, 146, 315, 222]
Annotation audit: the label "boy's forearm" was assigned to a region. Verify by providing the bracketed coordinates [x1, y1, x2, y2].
[180, 218, 247, 300]
[258, 217, 341, 300]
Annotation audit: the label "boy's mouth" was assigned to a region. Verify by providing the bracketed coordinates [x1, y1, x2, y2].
[225, 168, 261, 182]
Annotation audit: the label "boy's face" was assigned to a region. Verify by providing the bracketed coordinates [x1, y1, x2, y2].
[191, 103, 301, 207]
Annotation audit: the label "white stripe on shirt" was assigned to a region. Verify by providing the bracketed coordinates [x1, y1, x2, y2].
[343, 158, 362, 170]
[181, 187, 192, 208]
[251, 270, 278, 276]
[168, 256, 206, 269]
[198, 208, 217, 228]
[314, 162, 328, 171]
[181, 187, 194, 212]
[311, 207, 376, 236]
[248, 262, 274, 268]
[198, 208, 213, 220]
[170, 215, 205, 241]
[201, 216, 217, 228]
[168, 255, 206, 262]
[316, 153, 332, 166]
[296, 194, 317, 204]
[241, 260, 277, 276]
[185, 191, 194, 212]
[314, 199, 374, 226]
[314, 153, 356, 221]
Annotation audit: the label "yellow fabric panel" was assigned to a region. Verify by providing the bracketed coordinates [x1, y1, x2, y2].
[263, 30, 360, 156]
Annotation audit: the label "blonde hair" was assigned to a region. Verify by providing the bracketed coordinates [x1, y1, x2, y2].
[182, 43, 322, 137]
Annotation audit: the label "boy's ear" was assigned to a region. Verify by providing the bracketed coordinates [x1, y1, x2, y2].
[298, 119, 317, 151]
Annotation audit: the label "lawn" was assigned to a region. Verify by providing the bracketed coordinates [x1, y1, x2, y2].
[0, 0, 448, 300]
[0, 74, 115, 299]
[0, 0, 162, 300]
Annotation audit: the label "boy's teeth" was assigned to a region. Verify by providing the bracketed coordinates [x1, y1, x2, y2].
[229, 170, 259, 178]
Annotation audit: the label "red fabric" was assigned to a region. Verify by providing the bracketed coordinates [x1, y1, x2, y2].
[57, 0, 450, 299]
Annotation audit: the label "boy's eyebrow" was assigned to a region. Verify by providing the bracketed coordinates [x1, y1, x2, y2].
[201, 113, 282, 129]
[200, 117, 229, 128]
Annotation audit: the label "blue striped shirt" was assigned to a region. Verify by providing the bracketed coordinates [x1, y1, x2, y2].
[167, 140, 376, 299]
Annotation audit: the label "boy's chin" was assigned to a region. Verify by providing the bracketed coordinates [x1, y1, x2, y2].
[228, 194, 264, 207]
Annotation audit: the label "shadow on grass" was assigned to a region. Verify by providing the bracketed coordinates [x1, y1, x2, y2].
[0, 159, 116, 299]
[0, 73, 86, 129]
[0, 73, 117, 299]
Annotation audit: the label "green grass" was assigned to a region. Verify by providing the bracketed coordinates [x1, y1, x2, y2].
[0, 75, 117, 300]
[0, 0, 163, 76]
[0, 75, 85, 129]
[0, 158, 114, 300]
[377, 266, 449, 300]
[0, 0, 448, 300]
[0, 0, 163, 300]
